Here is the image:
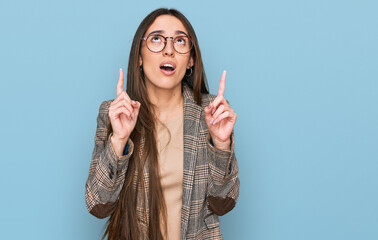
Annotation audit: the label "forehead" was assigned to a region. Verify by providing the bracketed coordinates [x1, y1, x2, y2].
[146, 15, 188, 35]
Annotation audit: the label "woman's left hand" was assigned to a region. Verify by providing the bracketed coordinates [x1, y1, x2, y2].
[205, 71, 237, 150]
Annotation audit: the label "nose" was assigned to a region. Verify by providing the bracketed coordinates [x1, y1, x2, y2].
[163, 37, 174, 56]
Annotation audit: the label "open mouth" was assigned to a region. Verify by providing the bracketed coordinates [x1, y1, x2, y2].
[160, 62, 176, 75]
[160, 63, 176, 72]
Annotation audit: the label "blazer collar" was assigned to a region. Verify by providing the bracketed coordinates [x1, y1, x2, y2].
[181, 83, 203, 238]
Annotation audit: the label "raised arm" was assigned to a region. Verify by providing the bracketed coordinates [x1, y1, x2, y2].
[85, 68, 140, 218]
[204, 71, 240, 216]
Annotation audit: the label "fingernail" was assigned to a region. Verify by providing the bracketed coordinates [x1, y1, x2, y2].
[132, 100, 136, 104]
[211, 109, 215, 115]
[210, 118, 214, 124]
[132, 112, 135, 119]
[208, 103, 212, 109]
[223, 70, 226, 73]
[120, 68, 122, 71]
[213, 119, 218, 125]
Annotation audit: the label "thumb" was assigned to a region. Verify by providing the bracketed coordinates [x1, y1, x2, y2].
[132, 101, 141, 119]
[204, 104, 213, 122]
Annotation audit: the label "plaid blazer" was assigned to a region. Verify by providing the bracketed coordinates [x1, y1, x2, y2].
[85, 84, 240, 240]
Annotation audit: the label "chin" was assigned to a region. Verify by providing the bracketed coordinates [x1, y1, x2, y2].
[146, 73, 184, 91]
[156, 79, 182, 90]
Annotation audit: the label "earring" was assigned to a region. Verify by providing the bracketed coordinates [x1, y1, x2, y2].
[185, 67, 193, 77]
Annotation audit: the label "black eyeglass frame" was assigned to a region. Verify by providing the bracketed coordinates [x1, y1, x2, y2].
[141, 34, 193, 54]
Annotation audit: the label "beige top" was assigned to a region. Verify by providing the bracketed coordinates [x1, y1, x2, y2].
[156, 115, 184, 240]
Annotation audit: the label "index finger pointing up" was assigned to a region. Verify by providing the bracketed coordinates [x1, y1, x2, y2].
[217, 70, 226, 96]
[117, 68, 124, 96]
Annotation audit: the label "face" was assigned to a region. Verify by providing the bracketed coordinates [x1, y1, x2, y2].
[140, 15, 194, 92]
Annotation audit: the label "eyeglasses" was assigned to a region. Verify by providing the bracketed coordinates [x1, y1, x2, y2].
[142, 34, 193, 54]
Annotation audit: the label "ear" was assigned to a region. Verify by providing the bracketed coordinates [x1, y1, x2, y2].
[187, 56, 194, 69]
[139, 55, 143, 66]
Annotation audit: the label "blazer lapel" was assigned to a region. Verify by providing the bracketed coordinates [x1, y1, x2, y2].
[181, 84, 202, 239]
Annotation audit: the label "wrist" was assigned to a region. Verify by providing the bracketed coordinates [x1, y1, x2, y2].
[110, 134, 129, 157]
[111, 134, 129, 144]
[211, 136, 231, 150]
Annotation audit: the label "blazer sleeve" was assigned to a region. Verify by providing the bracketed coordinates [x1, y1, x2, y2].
[85, 101, 134, 219]
[206, 133, 240, 216]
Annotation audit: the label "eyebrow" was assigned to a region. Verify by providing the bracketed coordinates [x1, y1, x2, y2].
[148, 30, 189, 36]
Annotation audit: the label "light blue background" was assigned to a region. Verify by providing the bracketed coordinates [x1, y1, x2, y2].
[0, 0, 377, 239]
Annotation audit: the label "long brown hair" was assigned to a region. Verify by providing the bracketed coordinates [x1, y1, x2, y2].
[104, 8, 209, 240]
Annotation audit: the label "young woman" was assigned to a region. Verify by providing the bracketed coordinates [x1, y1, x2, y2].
[85, 8, 240, 240]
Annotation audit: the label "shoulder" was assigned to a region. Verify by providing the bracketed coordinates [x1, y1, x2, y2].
[98, 100, 113, 112]
[200, 92, 217, 108]
[182, 82, 217, 107]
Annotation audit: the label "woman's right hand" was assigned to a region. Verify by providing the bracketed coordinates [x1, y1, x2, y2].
[108, 68, 141, 142]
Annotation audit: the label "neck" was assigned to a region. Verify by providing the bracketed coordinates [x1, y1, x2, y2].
[146, 83, 183, 123]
